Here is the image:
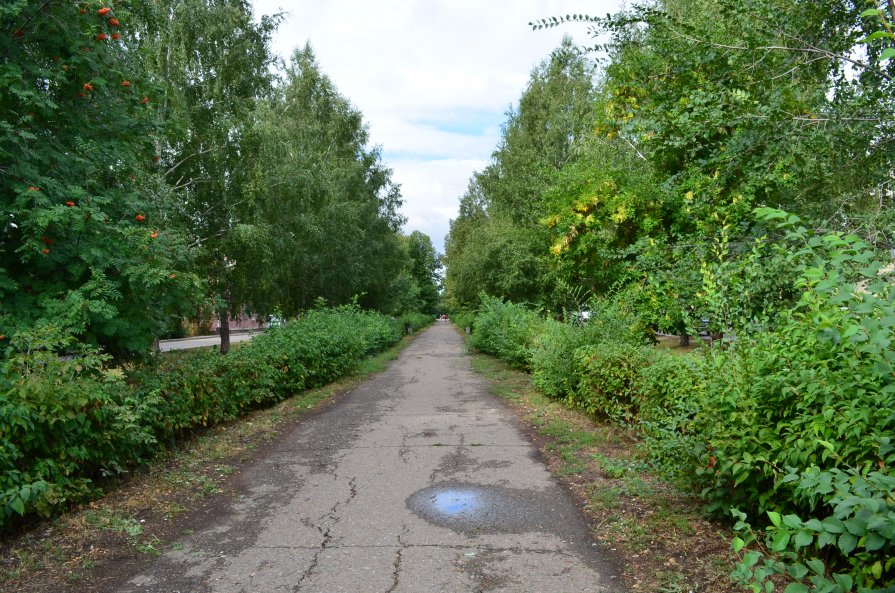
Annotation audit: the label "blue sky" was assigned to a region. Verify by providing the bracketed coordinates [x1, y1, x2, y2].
[251, 0, 622, 253]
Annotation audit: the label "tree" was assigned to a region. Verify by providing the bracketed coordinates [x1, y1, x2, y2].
[528, 0, 895, 337]
[246, 45, 406, 314]
[402, 231, 441, 314]
[0, 1, 192, 356]
[137, 0, 279, 353]
[444, 39, 598, 311]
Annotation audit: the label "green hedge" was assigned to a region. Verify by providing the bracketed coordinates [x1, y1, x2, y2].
[468, 296, 544, 370]
[462, 280, 895, 590]
[396, 312, 435, 333]
[0, 306, 404, 528]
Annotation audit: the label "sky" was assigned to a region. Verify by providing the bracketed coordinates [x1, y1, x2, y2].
[250, 1, 622, 253]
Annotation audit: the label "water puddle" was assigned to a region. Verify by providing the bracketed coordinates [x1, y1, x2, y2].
[407, 483, 554, 534]
[430, 489, 481, 515]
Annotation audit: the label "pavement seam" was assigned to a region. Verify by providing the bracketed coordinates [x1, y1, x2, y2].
[277, 444, 532, 452]
[293, 474, 358, 592]
[254, 544, 578, 554]
[384, 525, 409, 593]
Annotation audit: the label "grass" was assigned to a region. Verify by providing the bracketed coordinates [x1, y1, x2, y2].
[0, 333, 415, 593]
[467, 348, 737, 593]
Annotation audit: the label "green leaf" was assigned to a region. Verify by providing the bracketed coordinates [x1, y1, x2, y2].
[783, 584, 809, 593]
[770, 529, 791, 552]
[832, 574, 853, 591]
[881, 47, 895, 61]
[817, 439, 836, 453]
[787, 563, 809, 580]
[743, 551, 761, 568]
[860, 8, 882, 16]
[9, 496, 25, 516]
[794, 530, 813, 548]
[864, 31, 891, 42]
[806, 558, 826, 575]
[843, 517, 866, 536]
[733, 536, 746, 552]
[837, 532, 858, 555]
[768, 511, 783, 527]
[822, 517, 845, 533]
[783, 514, 803, 529]
[864, 532, 886, 551]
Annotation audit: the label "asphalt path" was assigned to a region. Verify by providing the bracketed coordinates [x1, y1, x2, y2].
[117, 322, 623, 592]
[158, 333, 257, 352]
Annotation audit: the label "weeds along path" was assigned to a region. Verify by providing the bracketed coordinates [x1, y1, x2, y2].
[110, 321, 623, 593]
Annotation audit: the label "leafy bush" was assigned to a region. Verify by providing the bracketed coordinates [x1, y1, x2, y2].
[451, 312, 476, 333]
[585, 288, 652, 346]
[693, 215, 895, 518]
[572, 342, 654, 422]
[396, 312, 434, 333]
[635, 350, 706, 481]
[0, 327, 154, 525]
[731, 465, 895, 592]
[690, 210, 895, 591]
[0, 306, 402, 529]
[468, 296, 544, 369]
[529, 319, 589, 399]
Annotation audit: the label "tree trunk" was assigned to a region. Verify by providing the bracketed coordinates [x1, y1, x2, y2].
[678, 333, 690, 347]
[219, 306, 231, 355]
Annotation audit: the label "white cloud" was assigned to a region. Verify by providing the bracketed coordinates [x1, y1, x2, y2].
[251, 0, 622, 252]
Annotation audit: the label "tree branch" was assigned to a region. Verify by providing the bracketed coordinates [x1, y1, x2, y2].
[669, 29, 892, 82]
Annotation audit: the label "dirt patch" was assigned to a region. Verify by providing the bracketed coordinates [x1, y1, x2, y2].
[468, 351, 737, 593]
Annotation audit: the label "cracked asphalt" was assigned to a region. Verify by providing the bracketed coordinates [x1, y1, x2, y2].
[116, 322, 624, 593]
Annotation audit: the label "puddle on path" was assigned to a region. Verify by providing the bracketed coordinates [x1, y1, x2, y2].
[407, 483, 556, 535]
[431, 489, 481, 515]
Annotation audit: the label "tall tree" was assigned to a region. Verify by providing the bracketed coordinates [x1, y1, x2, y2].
[444, 38, 598, 311]
[0, 1, 191, 356]
[403, 231, 441, 313]
[247, 46, 406, 314]
[138, 0, 279, 353]
[531, 0, 895, 335]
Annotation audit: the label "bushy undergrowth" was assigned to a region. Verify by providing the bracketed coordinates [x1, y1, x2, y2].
[396, 312, 435, 333]
[451, 312, 476, 333]
[0, 306, 405, 529]
[468, 296, 544, 369]
[462, 214, 895, 590]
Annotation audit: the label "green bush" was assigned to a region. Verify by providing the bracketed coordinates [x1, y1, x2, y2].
[585, 288, 653, 346]
[451, 312, 476, 333]
[572, 342, 654, 422]
[0, 327, 154, 525]
[0, 306, 402, 529]
[397, 312, 434, 333]
[694, 211, 895, 591]
[529, 319, 590, 399]
[468, 296, 544, 369]
[635, 350, 706, 481]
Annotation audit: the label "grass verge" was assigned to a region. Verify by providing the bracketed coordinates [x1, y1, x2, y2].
[469, 351, 736, 593]
[0, 334, 414, 593]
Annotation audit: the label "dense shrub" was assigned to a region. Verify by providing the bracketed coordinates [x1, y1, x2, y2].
[529, 319, 588, 399]
[468, 296, 544, 369]
[396, 312, 434, 333]
[0, 306, 403, 528]
[572, 342, 654, 422]
[451, 312, 476, 333]
[459, 242, 895, 588]
[0, 327, 154, 525]
[635, 350, 706, 482]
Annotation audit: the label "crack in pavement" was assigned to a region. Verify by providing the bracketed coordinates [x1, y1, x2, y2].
[106, 324, 624, 593]
[293, 475, 358, 592]
[254, 544, 585, 557]
[384, 525, 409, 593]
